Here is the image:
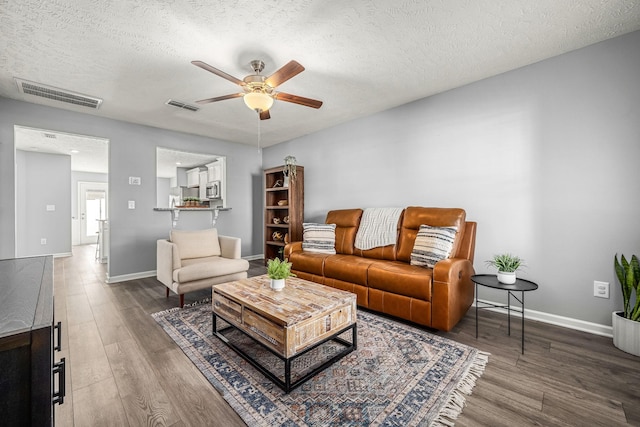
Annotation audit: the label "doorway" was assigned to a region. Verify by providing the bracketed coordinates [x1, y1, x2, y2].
[78, 182, 108, 244]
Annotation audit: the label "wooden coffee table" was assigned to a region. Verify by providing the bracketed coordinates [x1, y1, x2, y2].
[212, 275, 357, 393]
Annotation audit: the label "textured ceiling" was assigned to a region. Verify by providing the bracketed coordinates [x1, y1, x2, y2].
[2, 0, 640, 149]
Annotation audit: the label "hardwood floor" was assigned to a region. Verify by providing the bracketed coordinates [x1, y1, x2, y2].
[54, 245, 640, 426]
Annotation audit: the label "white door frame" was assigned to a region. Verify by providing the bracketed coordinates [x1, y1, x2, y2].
[78, 181, 108, 245]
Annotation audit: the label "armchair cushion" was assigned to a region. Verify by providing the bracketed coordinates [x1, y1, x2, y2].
[170, 228, 221, 259]
[174, 257, 250, 283]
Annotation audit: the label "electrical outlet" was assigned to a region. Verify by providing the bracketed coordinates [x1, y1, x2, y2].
[40, 238, 47, 245]
[128, 200, 135, 209]
[594, 281, 609, 299]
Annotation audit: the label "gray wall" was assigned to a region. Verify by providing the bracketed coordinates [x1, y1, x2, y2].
[16, 150, 72, 256]
[263, 30, 640, 326]
[0, 98, 264, 278]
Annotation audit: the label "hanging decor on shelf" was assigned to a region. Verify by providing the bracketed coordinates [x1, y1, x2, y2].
[283, 155, 297, 187]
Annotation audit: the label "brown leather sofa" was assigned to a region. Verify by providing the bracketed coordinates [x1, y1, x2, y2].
[284, 207, 477, 331]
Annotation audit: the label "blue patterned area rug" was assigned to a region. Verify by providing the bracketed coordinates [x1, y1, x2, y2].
[152, 301, 488, 426]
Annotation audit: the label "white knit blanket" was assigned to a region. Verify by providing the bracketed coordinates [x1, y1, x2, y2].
[354, 207, 403, 250]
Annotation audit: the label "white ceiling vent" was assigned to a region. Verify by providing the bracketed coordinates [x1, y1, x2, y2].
[15, 78, 103, 109]
[166, 99, 199, 112]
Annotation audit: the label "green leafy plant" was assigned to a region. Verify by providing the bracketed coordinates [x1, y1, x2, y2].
[614, 254, 640, 321]
[267, 257, 296, 280]
[485, 253, 524, 273]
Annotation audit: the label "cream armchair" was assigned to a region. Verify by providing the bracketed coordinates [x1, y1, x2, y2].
[157, 228, 249, 307]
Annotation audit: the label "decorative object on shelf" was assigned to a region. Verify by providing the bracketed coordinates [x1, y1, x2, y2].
[613, 254, 640, 356]
[277, 200, 288, 206]
[272, 231, 283, 241]
[283, 215, 290, 224]
[272, 217, 281, 224]
[272, 179, 283, 188]
[181, 197, 203, 207]
[485, 253, 524, 284]
[284, 233, 289, 244]
[283, 155, 297, 187]
[266, 257, 296, 291]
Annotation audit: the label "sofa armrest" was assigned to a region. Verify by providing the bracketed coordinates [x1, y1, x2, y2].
[219, 235, 241, 259]
[431, 258, 475, 331]
[284, 241, 303, 258]
[157, 239, 179, 287]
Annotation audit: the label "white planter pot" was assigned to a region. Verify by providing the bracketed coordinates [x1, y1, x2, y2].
[497, 271, 516, 284]
[270, 278, 285, 291]
[612, 311, 640, 357]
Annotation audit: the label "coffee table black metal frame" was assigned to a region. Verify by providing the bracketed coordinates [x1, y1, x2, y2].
[471, 274, 538, 354]
[212, 313, 357, 393]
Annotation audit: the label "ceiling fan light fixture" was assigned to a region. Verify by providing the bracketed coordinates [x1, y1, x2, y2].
[244, 91, 273, 112]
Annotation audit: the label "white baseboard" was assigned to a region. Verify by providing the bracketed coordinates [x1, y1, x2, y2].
[243, 254, 264, 261]
[53, 252, 73, 258]
[475, 298, 613, 338]
[106, 270, 156, 284]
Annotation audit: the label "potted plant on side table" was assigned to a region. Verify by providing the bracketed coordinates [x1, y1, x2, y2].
[267, 257, 296, 291]
[613, 254, 640, 356]
[485, 253, 524, 284]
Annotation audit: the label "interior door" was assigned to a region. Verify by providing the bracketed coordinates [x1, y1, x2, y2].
[79, 182, 108, 245]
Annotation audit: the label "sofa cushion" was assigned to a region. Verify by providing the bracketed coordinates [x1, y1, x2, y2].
[289, 251, 332, 276]
[174, 256, 249, 283]
[397, 207, 466, 263]
[170, 228, 221, 260]
[325, 209, 363, 255]
[302, 223, 337, 254]
[324, 254, 376, 286]
[368, 261, 433, 301]
[410, 225, 458, 269]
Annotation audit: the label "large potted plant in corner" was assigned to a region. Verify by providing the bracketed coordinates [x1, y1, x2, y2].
[613, 254, 640, 356]
[267, 257, 295, 291]
[485, 253, 524, 284]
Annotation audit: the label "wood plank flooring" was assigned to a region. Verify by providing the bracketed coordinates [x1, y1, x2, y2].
[54, 245, 640, 426]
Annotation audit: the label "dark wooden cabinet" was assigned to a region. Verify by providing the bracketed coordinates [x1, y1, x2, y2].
[264, 165, 304, 264]
[0, 256, 65, 426]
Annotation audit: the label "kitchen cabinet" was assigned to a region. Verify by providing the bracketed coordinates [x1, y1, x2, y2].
[206, 161, 222, 182]
[186, 167, 203, 188]
[0, 256, 65, 426]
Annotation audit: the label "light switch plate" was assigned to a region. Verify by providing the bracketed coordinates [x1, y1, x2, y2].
[128, 176, 141, 185]
[128, 200, 135, 209]
[46, 204, 55, 211]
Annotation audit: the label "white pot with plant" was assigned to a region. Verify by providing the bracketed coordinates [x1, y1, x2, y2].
[267, 257, 296, 291]
[485, 253, 524, 284]
[613, 254, 640, 357]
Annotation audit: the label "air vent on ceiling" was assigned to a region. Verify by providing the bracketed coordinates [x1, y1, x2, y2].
[15, 78, 103, 109]
[43, 133, 57, 139]
[166, 99, 200, 112]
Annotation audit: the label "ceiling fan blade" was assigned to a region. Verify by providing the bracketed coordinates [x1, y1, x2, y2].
[191, 60, 245, 86]
[265, 60, 305, 87]
[275, 92, 323, 109]
[195, 93, 243, 104]
[259, 110, 271, 120]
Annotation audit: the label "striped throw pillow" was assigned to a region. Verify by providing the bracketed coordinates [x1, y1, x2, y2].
[302, 223, 337, 254]
[410, 225, 458, 268]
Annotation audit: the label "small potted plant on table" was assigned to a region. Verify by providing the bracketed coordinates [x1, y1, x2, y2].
[613, 254, 640, 356]
[267, 257, 296, 291]
[485, 253, 524, 284]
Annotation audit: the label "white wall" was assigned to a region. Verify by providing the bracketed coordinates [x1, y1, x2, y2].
[16, 150, 72, 256]
[263, 30, 640, 326]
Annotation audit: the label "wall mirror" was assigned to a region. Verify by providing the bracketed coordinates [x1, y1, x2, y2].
[156, 147, 227, 209]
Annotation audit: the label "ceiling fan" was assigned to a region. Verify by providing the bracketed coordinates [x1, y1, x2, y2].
[191, 59, 323, 120]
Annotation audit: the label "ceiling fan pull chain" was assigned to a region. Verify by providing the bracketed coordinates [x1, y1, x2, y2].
[257, 113, 261, 153]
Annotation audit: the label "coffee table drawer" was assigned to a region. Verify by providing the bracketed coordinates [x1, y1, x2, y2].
[243, 308, 285, 353]
[213, 292, 242, 324]
[294, 304, 354, 352]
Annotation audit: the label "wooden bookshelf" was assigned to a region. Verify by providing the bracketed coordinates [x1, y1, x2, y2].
[264, 165, 304, 264]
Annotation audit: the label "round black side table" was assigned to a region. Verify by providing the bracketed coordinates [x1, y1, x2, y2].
[471, 274, 539, 354]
